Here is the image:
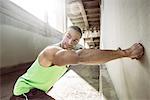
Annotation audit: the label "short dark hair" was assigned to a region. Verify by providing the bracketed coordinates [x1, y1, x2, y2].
[69, 26, 82, 38]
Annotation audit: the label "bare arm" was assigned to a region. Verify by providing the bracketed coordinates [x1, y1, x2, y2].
[76, 43, 144, 64]
[40, 43, 144, 67]
[76, 49, 126, 65]
[47, 48, 125, 66]
[39, 46, 79, 67]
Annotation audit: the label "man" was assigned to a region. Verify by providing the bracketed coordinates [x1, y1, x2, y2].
[10, 26, 144, 100]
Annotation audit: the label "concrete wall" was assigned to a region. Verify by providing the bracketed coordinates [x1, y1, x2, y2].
[100, 0, 150, 100]
[0, 0, 63, 68]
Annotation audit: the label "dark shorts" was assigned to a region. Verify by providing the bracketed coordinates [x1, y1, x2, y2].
[10, 88, 55, 100]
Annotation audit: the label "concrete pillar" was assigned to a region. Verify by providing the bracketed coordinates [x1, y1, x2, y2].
[100, 0, 150, 100]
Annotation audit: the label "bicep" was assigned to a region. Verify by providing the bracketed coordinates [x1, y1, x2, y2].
[52, 50, 79, 66]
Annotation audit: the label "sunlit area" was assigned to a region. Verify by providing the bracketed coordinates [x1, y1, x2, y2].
[10, 0, 66, 33]
[48, 70, 101, 100]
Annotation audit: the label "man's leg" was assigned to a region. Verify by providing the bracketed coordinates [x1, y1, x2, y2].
[27, 89, 55, 100]
[10, 89, 55, 100]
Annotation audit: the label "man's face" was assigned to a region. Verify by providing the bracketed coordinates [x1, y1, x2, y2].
[62, 28, 81, 49]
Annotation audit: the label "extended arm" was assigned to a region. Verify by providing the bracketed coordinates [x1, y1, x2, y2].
[76, 49, 126, 65]
[76, 43, 144, 65]
[52, 43, 144, 66]
[39, 43, 144, 67]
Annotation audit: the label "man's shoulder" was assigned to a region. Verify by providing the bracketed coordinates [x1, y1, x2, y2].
[45, 45, 62, 52]
[39, 45, 62, 61]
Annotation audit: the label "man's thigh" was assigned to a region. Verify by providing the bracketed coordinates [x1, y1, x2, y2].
[10, 89, 55, 100]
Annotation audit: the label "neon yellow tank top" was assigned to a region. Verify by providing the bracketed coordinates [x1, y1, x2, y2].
[13, 57, 68, 95]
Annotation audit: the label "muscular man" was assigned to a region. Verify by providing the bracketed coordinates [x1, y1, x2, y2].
[10, 26, 144, 100]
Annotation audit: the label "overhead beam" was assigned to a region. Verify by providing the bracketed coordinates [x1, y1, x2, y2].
[89, 22, 100, 25]
[68, 14, 82, 19]
[72, 20, 84, 23]
[77, 0, 89, 29]
[72, 18, 99, 23]
[74, 23, 86, 27]
[74, 22, 85, 25]
[67, 0, 76, 4]
[83, 0, 98, 6]
[83, 0, 99, 3]
[74, 24, 85, 29]
[68, 13, 100, 19]
[85, 8, 100, 12]
[88, 18, 100, 21]
[87, 13, 100, 17]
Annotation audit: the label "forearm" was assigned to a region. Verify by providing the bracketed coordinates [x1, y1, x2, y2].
[76, 49, 128, 64]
